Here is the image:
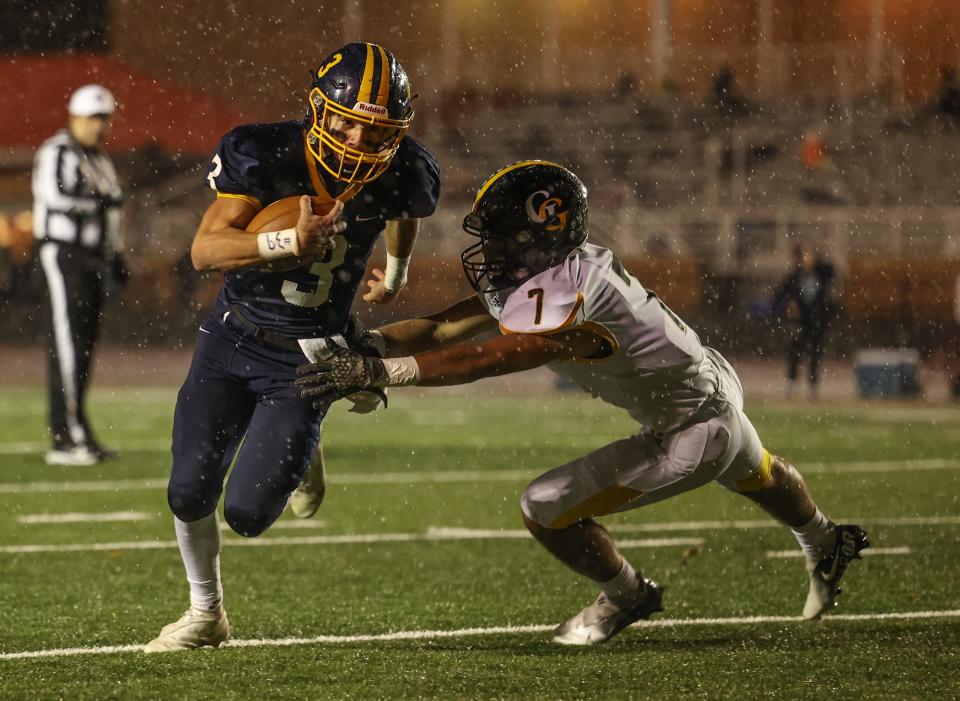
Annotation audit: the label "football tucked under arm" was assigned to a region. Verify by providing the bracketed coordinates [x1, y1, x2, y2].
[244, 195, 338, 272]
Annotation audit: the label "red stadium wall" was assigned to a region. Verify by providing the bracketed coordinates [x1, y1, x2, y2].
[0, 55, 265, 153]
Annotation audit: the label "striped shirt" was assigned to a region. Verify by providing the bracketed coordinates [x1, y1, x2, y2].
[32, 130, 123, 256]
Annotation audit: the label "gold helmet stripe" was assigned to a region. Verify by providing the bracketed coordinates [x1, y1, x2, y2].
[375, 45, 390, 107]
[358, 43, 376, 103]
[473, 159, 568, 208]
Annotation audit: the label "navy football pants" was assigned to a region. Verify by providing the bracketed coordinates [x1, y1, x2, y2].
[168, 313, 325, 537]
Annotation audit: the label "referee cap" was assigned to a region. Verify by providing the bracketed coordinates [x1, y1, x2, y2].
[68, 84, 115, 117]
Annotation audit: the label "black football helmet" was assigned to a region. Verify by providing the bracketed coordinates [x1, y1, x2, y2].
[462, 161, 588, 293]
[305, 42, 414, 185]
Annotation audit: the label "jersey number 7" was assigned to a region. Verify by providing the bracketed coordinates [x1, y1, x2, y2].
[528, 288, 545, 325]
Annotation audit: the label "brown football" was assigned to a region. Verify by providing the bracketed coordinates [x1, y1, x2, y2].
[245, 195, 335, 233]
[245, 195, 335, 272]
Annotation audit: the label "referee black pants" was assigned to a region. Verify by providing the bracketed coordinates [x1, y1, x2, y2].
[37, 242, 106, 449]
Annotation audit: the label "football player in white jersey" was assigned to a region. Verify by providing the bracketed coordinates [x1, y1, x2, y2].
[296, 161, 869, 645]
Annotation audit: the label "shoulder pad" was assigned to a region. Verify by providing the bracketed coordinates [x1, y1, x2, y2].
[499, 262, 584, 335]
[377, 137, 442, 219]
[205, 124, 267, 207]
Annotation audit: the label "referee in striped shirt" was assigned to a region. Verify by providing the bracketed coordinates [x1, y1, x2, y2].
[33, 84, 128, 465]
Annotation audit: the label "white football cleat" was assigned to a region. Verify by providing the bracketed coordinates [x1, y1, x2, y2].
[803, 524, 870, 620]
[143, 605, 229, 653]
[289, 451, 327, 519]
[552, 577, 664, 646]
[44, 446, 99, 466]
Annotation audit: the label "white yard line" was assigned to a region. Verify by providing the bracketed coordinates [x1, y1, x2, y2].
[0, 442, 53, 455]
[3, 516, 958, 553]
[0, 478, 168, 494]
[16, 511, 150, 524]
[0, 439, 170, 456]
[251, 519, 327, 530]
[767, 546, 912, 558]
[425, 527, 529, 540]
[0, 534, 416, 554]
[2, 458, 960, 494]
[617, 537, 704, 548]
[802, 459, 960, 474]
[613, 515, 960, 532]
[333, 469, 532, 484]
[0, 529, 701, 554]
[3, 540, 179, 554]
[1, 609, 958, 661]
[425, 528, 704, 548]
[0, 469, 526, 494]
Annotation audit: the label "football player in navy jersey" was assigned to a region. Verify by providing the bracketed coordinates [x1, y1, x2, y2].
[144, 42, 441, 652]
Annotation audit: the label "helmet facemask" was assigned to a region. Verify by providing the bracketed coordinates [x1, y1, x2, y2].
[306, 88, 411, 185]
[461, 216, 578, 293]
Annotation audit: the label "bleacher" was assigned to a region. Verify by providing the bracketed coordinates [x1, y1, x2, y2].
[2, 87, 959, 352]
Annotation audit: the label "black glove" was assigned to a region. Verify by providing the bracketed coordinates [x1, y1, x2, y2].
[343, 314, 386, 358]
[296, 345, 389, 409]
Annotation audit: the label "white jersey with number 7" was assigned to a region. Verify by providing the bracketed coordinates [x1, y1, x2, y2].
[480, 243, 728, 433]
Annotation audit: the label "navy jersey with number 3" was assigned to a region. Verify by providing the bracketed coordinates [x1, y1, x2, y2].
[205, 120, 440, 336]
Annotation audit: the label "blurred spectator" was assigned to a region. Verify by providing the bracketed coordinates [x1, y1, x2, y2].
[773, 244, 839, 400]
[800, 130, 826, 170]
[949, 270, 960, 399]
[897, 275, 915, 348]
[615, 72, 637, 101]
[0, 211, 34, 300]
[32, 84, 128, 465]
[710, 64, 750, 118]
[933, 65, 960, 120]
[799, 127, 848, 205]
[910, 65, 960, 129]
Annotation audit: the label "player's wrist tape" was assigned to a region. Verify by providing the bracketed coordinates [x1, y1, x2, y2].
[384, 253, 411, 292]
[380, 356, 420, 386]
[257, 228, 300, 260]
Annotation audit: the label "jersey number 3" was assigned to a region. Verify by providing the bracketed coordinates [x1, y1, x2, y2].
[281, 239, 348, 307]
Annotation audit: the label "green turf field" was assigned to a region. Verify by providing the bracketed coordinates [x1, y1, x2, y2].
[0, 387, 958, 700]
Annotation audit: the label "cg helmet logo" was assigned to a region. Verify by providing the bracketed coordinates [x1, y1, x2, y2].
[525, 190, 568, 231]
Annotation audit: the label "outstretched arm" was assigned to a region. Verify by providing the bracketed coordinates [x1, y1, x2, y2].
[296, 320, 602, 404]
[411, 328, 602, 386]
[374, 294, 499, 356]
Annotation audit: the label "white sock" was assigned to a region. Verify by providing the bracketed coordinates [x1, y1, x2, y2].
[791, 508, 835, 560]
[174, 512, 223, 611]
[598, 558, 642, 606]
